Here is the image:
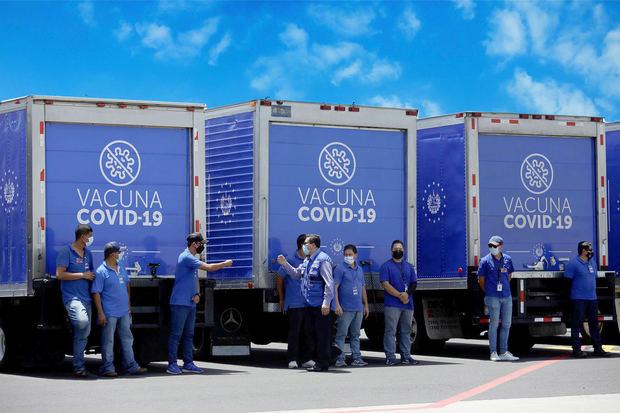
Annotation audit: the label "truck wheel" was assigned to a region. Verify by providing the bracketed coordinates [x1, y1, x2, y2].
[193, 327, 212, 360]
[581, 318, 604, 345]
[0, 320, 7, 368]
[362, 316, 383, 350]
[508, 326, 534, 353]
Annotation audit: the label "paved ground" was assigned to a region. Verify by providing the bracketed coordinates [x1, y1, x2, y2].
[1, 336, 619, 412]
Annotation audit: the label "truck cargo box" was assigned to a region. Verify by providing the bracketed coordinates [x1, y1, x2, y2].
[0, 96, 206, 297]
[205, 101, 417, 290]
[606, 122, 620, 273]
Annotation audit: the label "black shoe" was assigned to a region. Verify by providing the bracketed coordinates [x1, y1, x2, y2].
[592, 349, 611, 357]
[572, 351, 587, 358]
[307, 365, 328, 372]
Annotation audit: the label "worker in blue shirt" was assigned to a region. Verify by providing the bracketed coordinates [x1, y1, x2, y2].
[55, 224, 95, 377]
[92, 241, 147, 377]
[276, 233, 314, 369]
[277, 234, 335, 372]
[334, 244, 369, 367]
[167, 232, 233, 375]
[564, 241, 610, 358]
[380, 240, 419, 366]
[477, 235, 519, 362]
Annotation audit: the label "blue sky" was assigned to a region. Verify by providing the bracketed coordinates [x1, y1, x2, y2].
[1, 0, 619, 120]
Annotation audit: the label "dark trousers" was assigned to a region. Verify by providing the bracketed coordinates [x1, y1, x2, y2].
[571, 299, 603, 352]
[303, 306, 334, 370]
[287, 307, 313, 363]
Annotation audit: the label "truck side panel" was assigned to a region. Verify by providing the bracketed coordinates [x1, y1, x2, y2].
[205, 111, 254, 280]
[417, 123, 467, 278]
[45, 123, 191, 275]
[0, 110, 28, 288]
[478, 134, 596, 270]
[607, 127, 620, 272]
[268, 124, 406, 272]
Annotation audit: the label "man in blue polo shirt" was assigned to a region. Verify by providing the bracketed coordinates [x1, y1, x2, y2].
[380, 240, 418, 366]
[92, 241, 147, 377]
[477, 235, 519, 362]
[56, 224, 96, 377]
[564, 241, 610, 358]
[167, 232, 233, 375]
[276, 233, 314, 369]
[334, 244, 369, 367]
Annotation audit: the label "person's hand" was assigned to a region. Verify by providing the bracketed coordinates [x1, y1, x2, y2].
[224, 260, 233, 267]
[82, 271, 95, 281]
[321, 304, 330, 316]
[277, 255, 287, 266]
[335, 305, 343, 317]
[399, 292, 410, 304]
[363, 304, 370, 319]
[192, 294, 200, 304]
[98, 313, 107, 326]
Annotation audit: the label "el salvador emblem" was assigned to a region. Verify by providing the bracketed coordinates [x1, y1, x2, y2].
[422, 182, 446, 223]
[1, 170, 20, 213]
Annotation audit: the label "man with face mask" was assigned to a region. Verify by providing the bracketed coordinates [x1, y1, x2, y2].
[477, 235, 519, 361]
[333, 244, 369, 367]
[56, 224, 96, 377]
[380, 240, 418, 366]
[92, 241, 147, 376]
[167, 232, 233, 375]
[564, 241, 610, 358]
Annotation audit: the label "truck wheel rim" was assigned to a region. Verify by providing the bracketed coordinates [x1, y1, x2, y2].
[0, 327, 5, 362]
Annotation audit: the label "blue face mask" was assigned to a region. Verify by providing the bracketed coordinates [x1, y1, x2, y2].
[85, 236, 94, 247]
[344, 256, 355, 265]
[302, 245, 310, 256]
[490, 247, 499, 256]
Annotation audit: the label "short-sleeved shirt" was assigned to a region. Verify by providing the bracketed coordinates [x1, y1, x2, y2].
[477, 253, 514, 298]
[56, 244, 94, 305]
[564, 256, 597, 300]
[334, 261, 365, 312]
[170, 249, 202, 307]
[277, 252, 305, 310]
[91, 261, 130, 317]
[379, 259, 417, 310]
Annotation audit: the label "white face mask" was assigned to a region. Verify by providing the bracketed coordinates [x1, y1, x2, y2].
[117, 252, 124, 262]
[85, 236, 94, 247]
[344, 256, 355, 265]
[489, 246, 499, 256]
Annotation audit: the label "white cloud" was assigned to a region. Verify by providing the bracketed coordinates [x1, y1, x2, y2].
[421, 100, 443, 117]
[332, 60, 363, 86]
[508, 69, 598, 116]
[398, 7, 421, 40]
[367, 95, 411, 109]
[365, 60, 402, 84]
[114, 21, 133, 42]
[279, 24, 308, 50]
[453, 0, 475, 20]
[307, 5, 377, 37]
[484, 9, 526, 57]
[78, 2, 95, 26]
[134, 19, 225, 62]
[208, 33, 232, 66]
[311, 42, 362, 67]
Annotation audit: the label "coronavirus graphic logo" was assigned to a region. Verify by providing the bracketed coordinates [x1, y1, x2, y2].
[318, 142, 356, 186]
[422, 182, 446, 223]
[99, 140, 141, 187]
[520, 153, 553, 194]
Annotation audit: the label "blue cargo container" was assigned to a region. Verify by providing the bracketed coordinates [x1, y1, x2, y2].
[415, 113, 616, 348]
[0, 96, 207, 367]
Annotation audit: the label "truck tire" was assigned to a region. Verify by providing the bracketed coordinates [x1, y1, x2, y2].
[0, 319, 8, 368]
[193, 327, 212, 360]
[508, 325, 535, 353]
[581, 318, 604, 345]
[362, 316, 384, 350]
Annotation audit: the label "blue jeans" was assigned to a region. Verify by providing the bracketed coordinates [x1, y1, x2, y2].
[383, 306, 413, 359]
[65, 300, 92, 372]
[168, 305, 196, 365]
[100, 314, 140, 374]
[571, 299, 603, 352]
[485, 295, 512, 354]
[335, 311, 363, 361]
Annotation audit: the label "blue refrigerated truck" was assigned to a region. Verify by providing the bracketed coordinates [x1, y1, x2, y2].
[0, 96, 210, 367]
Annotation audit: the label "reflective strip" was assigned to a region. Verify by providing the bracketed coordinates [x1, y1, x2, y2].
[534, 317, 561, 322]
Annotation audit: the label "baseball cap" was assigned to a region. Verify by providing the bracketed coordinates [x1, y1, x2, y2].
[187, 232, 208, 245]
[488, 235, 504, 246]
[104, 241, 126, 258]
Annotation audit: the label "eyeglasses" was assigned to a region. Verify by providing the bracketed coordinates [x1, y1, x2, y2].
[488, 244, 501, 248]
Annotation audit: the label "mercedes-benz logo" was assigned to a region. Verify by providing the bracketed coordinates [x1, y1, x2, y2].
[220, 308, 242, 333]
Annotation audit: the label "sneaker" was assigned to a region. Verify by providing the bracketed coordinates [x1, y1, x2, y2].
[182, 362, 204, 373]
[499, 351, 519, 361]
[166, 364, 182, 375]
[288, 361, 298, 369]
[572, 351, 587, 358]
[102, 371, 118, 377]
[350, 358, 368, 367]
[386, 357, 399, 366]
[301, 360, 316, 368]
[401, 356, 420, 365]
[592, 349, 611, 358]
[334, 359, 347, 367]
[490, 351, 500, 361]
[131, 367, 148, 375]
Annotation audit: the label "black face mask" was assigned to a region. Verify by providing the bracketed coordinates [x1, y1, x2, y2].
[196, 244, 205, 254]
[586, 251, 594, 260]
[392, 250, 404, 259]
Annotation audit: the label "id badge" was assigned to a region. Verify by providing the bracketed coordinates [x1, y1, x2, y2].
[497, 283, 503, 292]
[352, 286, 359, 296]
